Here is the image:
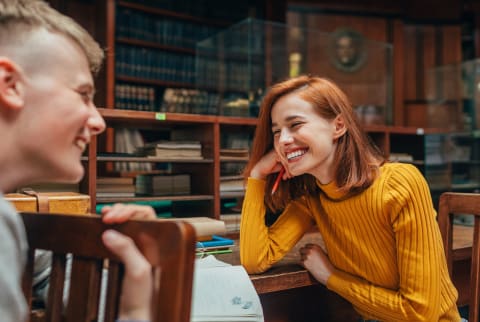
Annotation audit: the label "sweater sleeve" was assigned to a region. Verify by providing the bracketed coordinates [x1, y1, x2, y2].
[240, 177, 315, 274]
[326, 166, 456, 321]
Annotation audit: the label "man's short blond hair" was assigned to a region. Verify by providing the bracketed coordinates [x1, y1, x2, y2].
[0, 0, 104, 74]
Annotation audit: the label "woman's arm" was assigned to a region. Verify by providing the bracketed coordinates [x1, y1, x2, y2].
[240, 177, 315, 273]
[326, 166, 456, 321]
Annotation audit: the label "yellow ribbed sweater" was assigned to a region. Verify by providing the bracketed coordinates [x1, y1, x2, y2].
[240, 163, 460, 321]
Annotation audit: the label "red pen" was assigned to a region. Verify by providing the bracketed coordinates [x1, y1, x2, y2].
[271, 167, 285, 195]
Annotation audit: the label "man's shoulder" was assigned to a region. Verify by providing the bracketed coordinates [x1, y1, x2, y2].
[0, 195, 23, 228]
[0, 194, 28, 259]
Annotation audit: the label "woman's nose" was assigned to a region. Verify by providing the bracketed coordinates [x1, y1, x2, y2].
[279, 129, 293, 144]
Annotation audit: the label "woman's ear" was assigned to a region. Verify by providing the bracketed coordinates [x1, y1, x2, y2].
[332, 115, 347, 139]
[0, 57, 24, 111]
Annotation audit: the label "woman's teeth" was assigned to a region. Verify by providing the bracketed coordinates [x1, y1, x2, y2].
[287, 149, 306, 160]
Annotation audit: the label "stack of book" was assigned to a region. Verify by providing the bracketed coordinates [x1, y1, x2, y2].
[220, 213, 242, 234]
[164, 216, 234, 255]
[141, 140, 203, 159]
[161, 216, 227, 241]
[96, 177, 136, 198]
[220, 148, 249, 160]
[220, 175, 245, 196]
[136, 174, 190, 196]
[114, 128, 152, 173]
[196, 235, 235, 256]
[389, 153, 414, 162]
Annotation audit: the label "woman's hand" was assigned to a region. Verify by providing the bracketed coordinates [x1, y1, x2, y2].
[299, 243, 336, 285]
[102, 229, 152, 321]
[250, 150, 290, 180]
[101, 204, 156, 224]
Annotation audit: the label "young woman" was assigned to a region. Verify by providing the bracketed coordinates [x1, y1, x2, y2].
[240, 75, 461, 321]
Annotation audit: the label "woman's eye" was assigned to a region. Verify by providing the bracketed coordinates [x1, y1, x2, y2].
[291, 122, 302, 128]
[272, 130, 280, 137]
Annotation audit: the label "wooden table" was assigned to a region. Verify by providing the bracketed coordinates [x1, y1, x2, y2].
[218, 233, 360, 322]
[218, 225, 474, 322]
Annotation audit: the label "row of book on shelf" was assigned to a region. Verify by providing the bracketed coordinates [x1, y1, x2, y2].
[113, 128, 252, 174]
[116, 7, 222, 50]
[113, 128, 205, 172]
[97, 174, 191, 198]
[195, 58, 264, 93]
[116, 44, 195, 84]
[115, 85, 222, 114]
[116, 0, 248, 28]
[97, 174, 247, 199]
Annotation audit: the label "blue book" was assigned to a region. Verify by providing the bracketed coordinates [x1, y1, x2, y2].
[196, 235, 234, 249]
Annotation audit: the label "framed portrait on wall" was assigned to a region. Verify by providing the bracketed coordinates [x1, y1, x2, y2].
[328, 28, 367, 73]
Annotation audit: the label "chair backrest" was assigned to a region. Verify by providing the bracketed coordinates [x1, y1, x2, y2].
[21, 212, 196, 322]
[438, 192, 480, 322]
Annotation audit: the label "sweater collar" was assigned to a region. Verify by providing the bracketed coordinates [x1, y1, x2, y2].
[316, 180, 347, 200]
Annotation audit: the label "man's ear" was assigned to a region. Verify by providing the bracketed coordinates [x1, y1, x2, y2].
[332, 115, 347, 139]
[0, 57, 24, 111]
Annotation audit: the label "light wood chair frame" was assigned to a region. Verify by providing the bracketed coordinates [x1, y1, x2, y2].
[438, 192, 480, 322]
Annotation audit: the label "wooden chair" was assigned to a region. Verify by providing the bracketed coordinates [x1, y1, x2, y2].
[438, 192, 480, 322]
[21, 212, 196, 322]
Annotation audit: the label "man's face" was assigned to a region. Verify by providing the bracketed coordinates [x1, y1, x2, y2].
[18, 29, 105, 183]
[336, 36, 357, 66]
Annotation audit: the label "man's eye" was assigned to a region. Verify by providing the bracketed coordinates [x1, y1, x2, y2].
[79, 92, 92, 101]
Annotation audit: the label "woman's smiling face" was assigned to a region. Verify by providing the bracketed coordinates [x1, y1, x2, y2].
[271, 92, 342, 184]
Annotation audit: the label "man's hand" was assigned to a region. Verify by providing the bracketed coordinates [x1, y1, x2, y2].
[101, 204, 156, 224]
[101, 203, 156, 320]
[102, 229, 152, 321]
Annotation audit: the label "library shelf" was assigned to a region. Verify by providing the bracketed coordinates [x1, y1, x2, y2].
[117, 0, 231, 27]
[97, 195, 214, 204]
[116, 37, 196, 55]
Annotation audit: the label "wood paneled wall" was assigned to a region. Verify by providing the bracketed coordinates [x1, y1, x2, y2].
[287, 0, 464, 127]
[287, 10, 402, 125]
[48, 0, 467, 128]
[403, 25, 462, 129]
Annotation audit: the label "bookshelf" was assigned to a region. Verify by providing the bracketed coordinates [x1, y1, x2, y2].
[76, 3, 476, 235]
[83, 0, 266, 223]
[366, 126, 480, 208]
[85, 108, 259, 220]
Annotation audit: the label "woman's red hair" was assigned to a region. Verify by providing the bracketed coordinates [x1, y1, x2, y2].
[243, 75, 384, 213]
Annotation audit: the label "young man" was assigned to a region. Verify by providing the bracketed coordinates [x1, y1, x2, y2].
[0, 1, 154, 321]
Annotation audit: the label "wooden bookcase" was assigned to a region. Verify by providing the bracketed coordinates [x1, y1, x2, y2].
[85, 109, 257, 221]
[81, 0, 266, 222]
[75, 0, 479, 230]
[366, 126, 480, 208]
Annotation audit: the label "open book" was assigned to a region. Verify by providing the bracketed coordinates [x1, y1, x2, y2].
[191, 256, 264, 322]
